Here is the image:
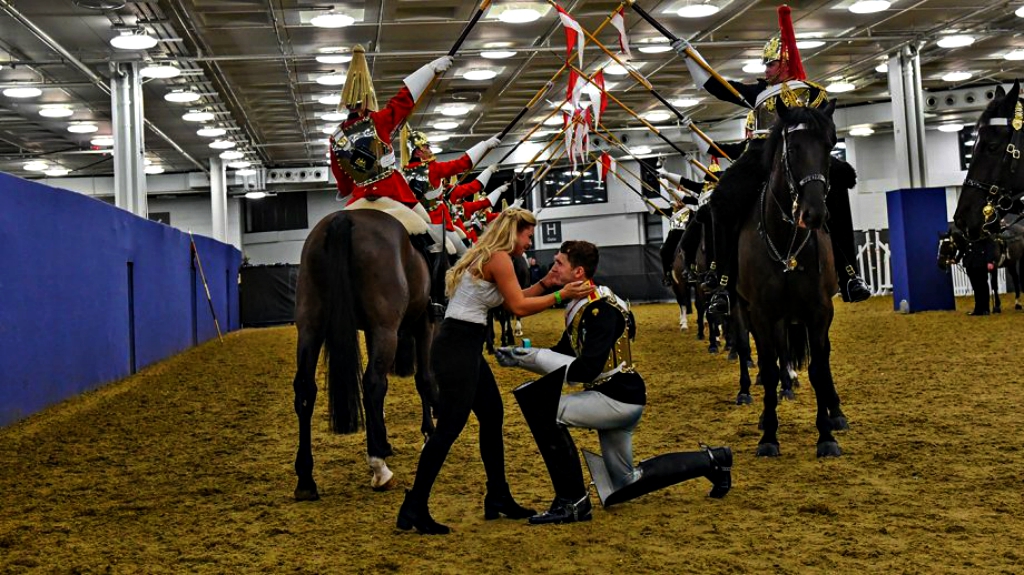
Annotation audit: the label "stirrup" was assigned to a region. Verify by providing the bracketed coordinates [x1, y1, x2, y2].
[429, 302, 446, 321]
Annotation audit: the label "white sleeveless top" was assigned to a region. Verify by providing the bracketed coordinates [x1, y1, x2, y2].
[445, 272, 505, 324]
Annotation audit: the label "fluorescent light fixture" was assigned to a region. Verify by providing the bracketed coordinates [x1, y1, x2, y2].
[439, 105, 472, 116]
[827, 81, 856, 93]
[236, 168, 257, 176]
[183, 110, 215, 122]
[321, 125, 335, 134]
[544, 115, 564, 126]
[1017, 6, 1024, 17]
[481, 50, 517, 59]
[228, 160, 252, 169]
[671, 98, 701, 108]
[964, 140, 975, 146]
[638, 38, 671, 53]
[645, 111, 672, 123]
[209, 140, 236, 149]
[140, 64, 180, 79]
[1003, 49, 1024, 61]
[110, 31, 158, 50]
[24, 161, 49, 172]
[942, 71, 972, 82]
[245, 191, 267, 200]
[318, 94, 342, 106]
[742, 61, 766, 74]
[310, 11, 354, 28]
[514, 166, 535, 173]
[433, 121, 460, 130]
[44, 167, 69, 177]
[876, 63, 889, 73]
[197, 127, 226, 137]
[67, 123, 98, 133]
[937, 123, 963, 132]
[677, 2, 720, 18]
[427, 134, 450, 143]
[848, 126, 875, 137]
[144, 158, 153, 165]
[462, 69, 498, 81]
[316, 53, 352, 64]
[937, 35, 974, 48]
[316, 74, 346, 86]
[498, 7, 542, 23]
[430, 146, 443, 154]
[90, 136, 114, 147]
[165, 89, 201, 103]
[835, 141, 847, 149]
[796, 40, 825, 49]
[220, 150, 244, 160]
[39, 106, 74, 118]
[605, 63, 630, 76]
[630, 146, 652, 155]
[848, 1, 890, 14]
[3, 87, 42, 98]
[144, 165, 165, 174]
[321, 111, 346, 122]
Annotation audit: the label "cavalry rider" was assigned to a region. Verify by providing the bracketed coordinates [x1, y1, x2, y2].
[496, 241, 732, 524]
[656, 162, 719, 286]
[671, 5, 869, 314]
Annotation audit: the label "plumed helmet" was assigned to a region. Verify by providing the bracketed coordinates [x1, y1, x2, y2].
[708, 162, 722, 174]
[340, 45, 378, 112]
[762, 35, 782, 66]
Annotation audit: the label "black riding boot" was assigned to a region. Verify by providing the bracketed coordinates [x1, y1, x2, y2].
[411, 233, 448, 319]
[680, 222, 703, 284]
[660, 228, 685, 286]
[601, 446, 732, 507]
[396, 489, 450, 535]
[484, 481, 536, 520]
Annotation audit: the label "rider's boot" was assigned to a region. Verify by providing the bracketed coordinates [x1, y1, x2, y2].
[839, 265, 872, 303]
[707, 275, 731, 317]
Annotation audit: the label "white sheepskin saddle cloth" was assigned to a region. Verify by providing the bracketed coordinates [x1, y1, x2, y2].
[344, 197, 457, 255]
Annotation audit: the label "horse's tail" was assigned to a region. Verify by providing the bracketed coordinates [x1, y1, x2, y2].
[787, 322, 809, 371]
[324, 212, 364, 434]
[392, 330, 416, 377]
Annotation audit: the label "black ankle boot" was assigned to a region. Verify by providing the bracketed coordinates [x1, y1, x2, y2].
[484, 483, 536, 520]
[528, 494, 592, 525]
[703, 446, 732, 499]
[396, 490, 450, 535]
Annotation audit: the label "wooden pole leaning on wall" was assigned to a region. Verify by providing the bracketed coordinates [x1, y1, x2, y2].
[189, 231, 223, 343]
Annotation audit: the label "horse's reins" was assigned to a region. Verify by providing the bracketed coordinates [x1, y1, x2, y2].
[961, 104, 1024, 241]
[760, 123, 829, 272]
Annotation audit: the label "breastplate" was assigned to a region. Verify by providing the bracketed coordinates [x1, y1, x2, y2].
[332, 116, 396, 186]
[753, 81, 828, 135]
[568, 288, 636, 385]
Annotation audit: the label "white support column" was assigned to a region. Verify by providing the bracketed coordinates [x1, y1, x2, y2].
[111, 62, 147, 217]
[210, 157, 228, 243]
[887, 46, 929, 189]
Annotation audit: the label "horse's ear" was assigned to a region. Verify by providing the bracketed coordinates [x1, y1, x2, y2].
[823, 98, 837, 118]
[1009, 79, 1021, 104]
[1001, 81, 1020, 116]
[776, 98, 790, 120]
[995, 85, 1006, 99]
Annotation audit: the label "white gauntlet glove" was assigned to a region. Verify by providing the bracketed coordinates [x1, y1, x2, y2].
[430, 55, 454, 74]
[486, 185, 508, 207]
[405, 56, 454, 101]
[671, 39, 711, 90]
[495, 347, 575, 375]
[484, 136, 501, 150]
[475, 164, 497, 187]
[657, 167, 682, 186]
[509, 197, 524, 210]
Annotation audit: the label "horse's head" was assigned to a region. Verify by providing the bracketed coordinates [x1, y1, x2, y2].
[765, 97, 838, 230]
[936, 229, 963, 271]
[953, 79, 1023, 240]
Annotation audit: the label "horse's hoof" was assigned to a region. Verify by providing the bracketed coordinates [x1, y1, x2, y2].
[790, 376, 800, 389]
[736, 393, 753, 405]
[727, 350, 738, 362]
[294, 481, 320, 501]
[696, 333, 705, 341]
[816, 441, 842, 458]
[708, 345, 719, 354]
[779, 389, 796, 401]
[994, 307, 1002, 314]
[831, 416, 850, 431]
[1016, 303, 1023, 311]
[756, 443, 780, 457]
[372, 476, 398, 492]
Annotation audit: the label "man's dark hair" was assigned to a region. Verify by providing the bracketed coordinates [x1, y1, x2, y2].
[559, 240, 599, 279]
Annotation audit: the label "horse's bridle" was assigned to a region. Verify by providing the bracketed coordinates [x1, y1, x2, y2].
[760, 123, 830, 272]
[961, 109, 1024, 236]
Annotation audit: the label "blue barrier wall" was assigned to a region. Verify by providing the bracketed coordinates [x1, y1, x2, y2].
[886, 187, 956, 313]
[0, 172, 240, 427]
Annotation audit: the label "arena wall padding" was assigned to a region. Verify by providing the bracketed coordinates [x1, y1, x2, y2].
[0, 173, 241, 428]
[239, 264, 299, 327]
[886, 187, 956, 313]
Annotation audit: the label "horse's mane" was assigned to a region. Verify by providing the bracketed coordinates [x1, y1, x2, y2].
[762, 105, 836, 171]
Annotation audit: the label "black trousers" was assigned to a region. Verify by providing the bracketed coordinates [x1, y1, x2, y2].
[408, 318, 508, 503]
[660, 228, 685, 275]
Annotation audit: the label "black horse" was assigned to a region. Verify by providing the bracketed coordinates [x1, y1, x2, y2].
[940, 223, 1024, 314]
[737, 98, 848, 458]
[291, 210, 438, 500]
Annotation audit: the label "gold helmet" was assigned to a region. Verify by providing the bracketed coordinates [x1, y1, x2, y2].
[708, 162, 722, 174]
[340, 44, 378, 112]
[400, 126, 431, 167]
[744, 110, 756, 132]
[762, 35, 782, 66]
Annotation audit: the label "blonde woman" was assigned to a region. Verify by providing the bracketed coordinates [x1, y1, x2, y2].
[397, 208, 593, 535]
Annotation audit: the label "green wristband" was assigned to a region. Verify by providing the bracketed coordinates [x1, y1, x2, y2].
[554, 290, 562, 305]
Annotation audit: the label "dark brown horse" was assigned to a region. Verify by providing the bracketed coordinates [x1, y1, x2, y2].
[292, 209, 437, 500]
[737, 98, 848, 458]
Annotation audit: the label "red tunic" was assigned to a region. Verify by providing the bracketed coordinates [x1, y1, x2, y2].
[428, 203, 457, 232]
[406, 153, 474, 189]
[461, 197, 493, 219]
[328, 87, 419, 205]
[447, 178, 484, 203]
[465, 227, 479, 243]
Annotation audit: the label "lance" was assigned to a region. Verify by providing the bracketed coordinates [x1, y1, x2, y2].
[594, 153, 672, 218]
[188, 231, 224, 343]
[623, 0, 750, 108]
[589, 124, 693, 202]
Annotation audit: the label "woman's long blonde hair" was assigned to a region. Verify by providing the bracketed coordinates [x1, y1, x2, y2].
[445, 208, 537, 297]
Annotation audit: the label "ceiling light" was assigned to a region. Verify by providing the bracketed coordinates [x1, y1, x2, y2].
[90, 136, 114, 147]
[430, 146, 443, 154]
[849, 126, 875, 137]
[630, 146, 652, 155]
[3, 87, 42, 98]
[835, 142, 847, 149]
[44, 167, 69, 177]
[318, 94, 342, 106]
[316, 74, 346, 86]
[827, 81, 856, 93]
[68, 123, 98, 133]
[1018, 6, 1024, 18]
[427, 134, 450, 143]
[742, 61, 766, 74]
[310, 11, 355, 28]
[544, 115, 563, 126]
[245, 191, 267, 200]
[937, 123, 963, 132]
[515, 166, 535, 173]
[677, 2, 720, 18]
[672, 98, 701, 108]
[321, 125, 336, 134]
[39, 106, 74, 118]
[964, 140, 975, 146]
[165, 89, 201, 103]
[796, 40, 825, 49]
[236, 168, 257, 176]
[144, 165, 165, 174]
[197, 126, 226, 137]
[228, 160, 252, 169]
[638, 38, 671, 53]
[439, 105, 472, 116]
[321, 111, 346, 122]
[645, 111, 672, 123]
[848, 1, 890, 14]
[182, 110, 215, 122]
[24, 161, 49, 172]
[499, 7, 542, 24]
[463, 69, 498, 81]
[140, 64, 180, 79]
[605, 63, 630, 76]
[942, 71, 972, 82]
[110, 30, 158, 50]
[1003, 49, 1024, 61]
[220, 150, 244, 160]
[144, 158, 152, 165]
[481, 50, 517, 59]
[433, 121, 459, 130]
[209, 140, 236, 149]
[316, 54, 352, 64]
[876, 63, 889, 73]
[937, 35, 974, 49]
